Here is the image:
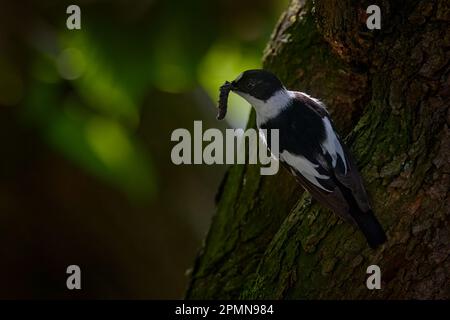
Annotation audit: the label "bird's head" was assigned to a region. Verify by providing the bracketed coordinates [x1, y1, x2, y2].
[230, 69, 285, 102]
[229, 69, 291, 123]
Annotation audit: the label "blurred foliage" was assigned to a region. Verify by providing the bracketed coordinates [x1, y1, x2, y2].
[7, 0, 288, 200]
[0, 0, 288, 298]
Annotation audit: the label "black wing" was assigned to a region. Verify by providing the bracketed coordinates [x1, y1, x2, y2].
[262, 92, 372, 222]
[261, 91, 386, 247]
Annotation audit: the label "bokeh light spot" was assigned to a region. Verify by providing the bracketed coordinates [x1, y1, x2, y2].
[57, 48, 86, 80]
[85, 117, 133, 168]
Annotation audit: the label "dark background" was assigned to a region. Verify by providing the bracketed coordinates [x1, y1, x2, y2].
[0, 0, 287, 298]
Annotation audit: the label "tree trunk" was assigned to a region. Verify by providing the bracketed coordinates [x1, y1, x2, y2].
[186, 0, 449, 299]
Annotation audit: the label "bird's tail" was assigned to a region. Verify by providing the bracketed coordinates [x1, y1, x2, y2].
[353, 210, 387, 249]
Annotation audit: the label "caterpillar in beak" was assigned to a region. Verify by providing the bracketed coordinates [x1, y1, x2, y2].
[217, 81, 231, 120]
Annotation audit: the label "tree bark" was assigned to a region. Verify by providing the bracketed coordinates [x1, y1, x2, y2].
[186, 0, 449, 299]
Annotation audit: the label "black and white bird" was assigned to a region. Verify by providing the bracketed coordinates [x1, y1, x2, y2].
[229, 69, 386, 249]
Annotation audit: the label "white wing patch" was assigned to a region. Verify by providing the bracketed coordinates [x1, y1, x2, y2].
[321, 117, 347, 173]
[299, 92, 327, 110]
[281, 151, 332, 191]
